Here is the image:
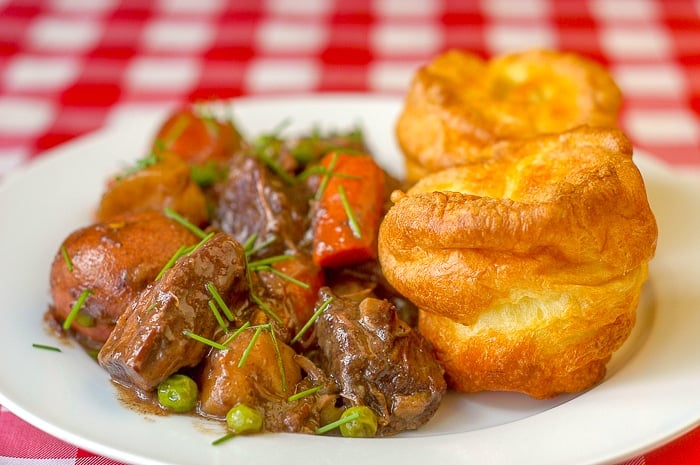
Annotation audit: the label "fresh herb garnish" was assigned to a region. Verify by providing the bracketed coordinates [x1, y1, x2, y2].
[211, 432, 236, 445]
[60, 246, 73, 272]
[237, 325, 264, 368]
[287, 385, 322, 402]
[337, 184, 361, 238]
[257, 150, 297, 184]
[62, 289, 92, 331]
[252, 119, 297, 184]
[164, 207, 207, 239]
[155, 245, 189, 281]
[315, 411, 360, 435]
[248, 254, 310, 289]
[32, 343, 62, 352]
[315, 152, 339, 200]
[155, 232, 215, 281]
[291, 296, 334, 344]
[243, 234, 277, 258]
[145, 302, 159, 312]
[182, 330, 228, 350]
[266, 267, 310, 289]
[220, 321, 251, 347]
[208, 300, 229, 332]
[206, 282, 234, 321]
[249, 293, 283, 324]
[268, 326, 287, 392]
[190, 162, 228, 187]
[164, 113, 191, 147]
[114, 152, 161, 181]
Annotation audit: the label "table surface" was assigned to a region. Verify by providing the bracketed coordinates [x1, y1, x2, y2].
[0, 1, 698, 464]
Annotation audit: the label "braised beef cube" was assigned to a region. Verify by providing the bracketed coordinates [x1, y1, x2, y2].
[215, 154, 308, 257]
[315, 288, 446, 436]
[97, 232, 248, 392]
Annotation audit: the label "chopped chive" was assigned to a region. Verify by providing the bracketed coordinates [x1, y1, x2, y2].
[221, 321, 251, 347]
[146, 302, 158, 312]
[291, 296, 334, 344]
[247, 254, 293, 269]
[245, 236, 276, 258]
[208, 300, 228, 332]
[287, 385, 322, 402]
[212, 432, 236, 445]
[315, 411, 360, 435]
[270, 118, 292, 136]
[155, 244, 188, 281]
[296, 164, 325, 181]
[242, 233, 258, 254]
[164, 207, 207, 239]
[327, 172, 362, 181]
[257, 151, 297, 184]
[32, 343, 62, 352]
[60, 246, 73, 272]
[315, 152, 339, 201]
[337, 184, 361, 239]
[156, 232, 215, 281]
[268, 326, 287, 392]
[250, 293, 283, 324]
[266, 267, 310, 289]
[189, 231, 216, 254]
[206, 282, 234, 321]
[238, 325, 264, 368]
[163, 113, 191, 148]
[115, 152, 161, 180]
[63, 289, 92, 331]
[182, 330, 228, 350]
[200, 112, 220, 137]
[191, 162, 227, 187]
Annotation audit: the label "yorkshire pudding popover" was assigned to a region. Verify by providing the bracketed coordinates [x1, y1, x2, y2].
[396, 49, 622, 183]
[377, 126, 657, 398]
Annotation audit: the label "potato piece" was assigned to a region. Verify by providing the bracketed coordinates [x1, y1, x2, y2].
[49, 211, 200, 346]
[96, 151, 208, 226]
[199, 327, 302, 418]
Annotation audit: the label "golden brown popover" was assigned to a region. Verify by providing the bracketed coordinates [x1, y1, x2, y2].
[396, 49, 622, 183]
[377, 126, 657, 398]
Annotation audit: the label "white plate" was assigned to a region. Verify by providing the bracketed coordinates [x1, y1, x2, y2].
[1, 94, 699, 465]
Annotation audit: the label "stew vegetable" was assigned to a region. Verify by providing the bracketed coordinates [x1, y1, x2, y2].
[46, 102, 446, 440]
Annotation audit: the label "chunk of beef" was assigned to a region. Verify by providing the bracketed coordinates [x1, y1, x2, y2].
[97, 232, 248, 392]
[215, 154, 308, 257]
[315, 288, 446, 436]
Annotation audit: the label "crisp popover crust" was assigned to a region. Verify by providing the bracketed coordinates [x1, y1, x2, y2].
[378, 126, 657, 398]
[396, 49, 622, 183]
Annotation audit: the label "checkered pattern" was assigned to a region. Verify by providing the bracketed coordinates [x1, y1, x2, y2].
[0, 0, 699, 174]
[1, 0, 699, 464]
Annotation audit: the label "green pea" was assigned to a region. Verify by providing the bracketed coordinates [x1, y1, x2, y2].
[226, 404, 263, 435]
[157, 374, 198, 413]
[339, 406, 377, 438]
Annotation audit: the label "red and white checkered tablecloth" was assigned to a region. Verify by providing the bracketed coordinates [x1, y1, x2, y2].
[0, 1, 698, 464]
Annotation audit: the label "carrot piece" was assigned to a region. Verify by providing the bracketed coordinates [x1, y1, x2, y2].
[311, 152, 386, 268]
